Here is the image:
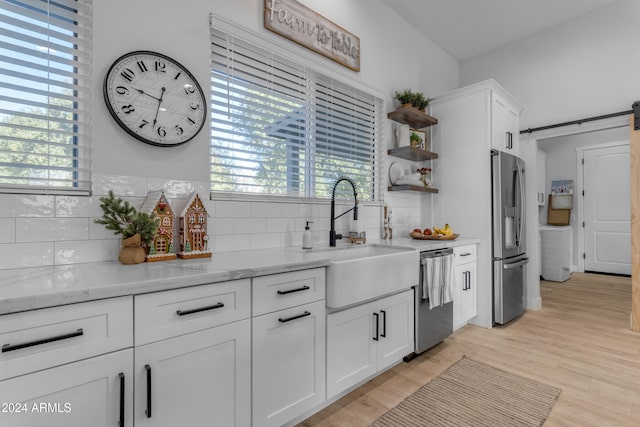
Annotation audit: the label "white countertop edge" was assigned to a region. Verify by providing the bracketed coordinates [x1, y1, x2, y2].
[0, 237, 479, 315]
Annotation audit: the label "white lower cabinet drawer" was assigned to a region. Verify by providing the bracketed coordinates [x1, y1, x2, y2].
[454, 244, 477, 263]
[252, 300, 326, 427]
[0, 296, 133, 380]
[134, 279, 250, 345]
[252, 268, 325, 316]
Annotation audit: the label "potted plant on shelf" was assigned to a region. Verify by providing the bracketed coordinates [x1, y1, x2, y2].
[95, 190, 159, 264]
[394, 89, 431, 111]
[410, 131, 423, 148]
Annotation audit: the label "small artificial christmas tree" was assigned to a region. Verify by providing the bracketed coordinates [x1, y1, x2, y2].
[95, 190, 158, 247]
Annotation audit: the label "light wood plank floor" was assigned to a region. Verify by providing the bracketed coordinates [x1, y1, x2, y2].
[299, 272, 639, 426]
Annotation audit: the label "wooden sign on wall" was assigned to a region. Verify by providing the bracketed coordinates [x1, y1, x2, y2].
[264, 0, 361, 72]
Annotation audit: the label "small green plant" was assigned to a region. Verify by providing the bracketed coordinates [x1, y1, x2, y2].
[413, 92, 431, 110]
[95, 190, 158, 246]
[410, 131, 423, 145]
[394, 89, 431, 110]
[394, 88, 415, 105]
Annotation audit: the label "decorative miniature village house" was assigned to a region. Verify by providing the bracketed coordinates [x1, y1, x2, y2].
[139, 190, 177, 262]
[177, 192, 212, 259]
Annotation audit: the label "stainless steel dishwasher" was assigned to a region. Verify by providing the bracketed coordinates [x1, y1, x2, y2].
[405, 248, 454, 360]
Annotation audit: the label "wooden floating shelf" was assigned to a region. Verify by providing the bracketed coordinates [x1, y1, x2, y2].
[388, 185, 438, 193]
[387, 107, 438, 129]
[387, 146, 438, 162]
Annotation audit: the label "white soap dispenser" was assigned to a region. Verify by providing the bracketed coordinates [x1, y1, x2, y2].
[303, 221, 313, 249]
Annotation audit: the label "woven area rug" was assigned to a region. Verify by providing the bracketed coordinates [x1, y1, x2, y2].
[372, 357, 561, 427]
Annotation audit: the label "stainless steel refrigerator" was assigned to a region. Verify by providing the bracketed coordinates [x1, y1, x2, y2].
[492, 150, 528, 325]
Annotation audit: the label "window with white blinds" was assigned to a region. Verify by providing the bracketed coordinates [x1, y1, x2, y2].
[0, 0, 92, 194]
[210, 26, 381, 201]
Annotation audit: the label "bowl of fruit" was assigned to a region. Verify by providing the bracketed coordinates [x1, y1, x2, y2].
[409, 224, 459, 240]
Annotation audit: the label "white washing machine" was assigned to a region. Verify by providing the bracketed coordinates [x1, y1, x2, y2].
[539, 225, 573, 282]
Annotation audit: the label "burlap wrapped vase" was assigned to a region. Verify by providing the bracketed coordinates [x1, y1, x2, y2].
[118, 233, 146, 264]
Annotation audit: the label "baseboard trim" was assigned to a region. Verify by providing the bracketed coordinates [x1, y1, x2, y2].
[525, 296, 542, 311]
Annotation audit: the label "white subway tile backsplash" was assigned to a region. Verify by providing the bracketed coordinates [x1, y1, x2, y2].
[92, 173, 148, 197]
[0, 195, 55, 218]
[147, 178, 195, 198]
[233, 217, 267, 234]
[209, 218, 235, 235]
[55, 196, 103, 218]
[215, 201, 252, 218]
[250, 232, 283, 250]
[0, 174, 384, 269]
[213, 234, 251, 252]
[0, 219, 15, 243]
[251, 202, 282, 218]
[266, 217, 292, 233]
[0, 242, 54, 269]
[16, 218, 89, 242]
[54, 239, 119, 265]
[89, 220, 119, 240]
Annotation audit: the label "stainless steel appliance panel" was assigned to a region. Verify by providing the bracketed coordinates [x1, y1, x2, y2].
[493, 255, 527, 324]
[492, 150, 528, 325]
[413, 248, 454, 354]
[492, 151, 526, 259]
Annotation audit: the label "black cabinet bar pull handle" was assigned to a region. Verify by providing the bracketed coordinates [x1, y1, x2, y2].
[145, 364, 152, 418]
[380, 310, 387, 338]
[278, 311, 311, 323]
[2, 328, 83, 353]
[176, 302, 224, 316]
[277, 285, 310, 295]
[373, 312, 379, 341]
[118, 373, 125, 427]
[460, 252, 472, 257]
[468, 271, 472, 290]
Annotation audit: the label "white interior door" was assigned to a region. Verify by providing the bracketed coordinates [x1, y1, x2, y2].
[583, 144, 631, 275]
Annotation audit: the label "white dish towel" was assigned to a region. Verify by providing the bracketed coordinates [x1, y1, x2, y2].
[421, 254, 454, 309]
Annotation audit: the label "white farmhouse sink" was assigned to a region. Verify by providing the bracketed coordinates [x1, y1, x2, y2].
[325, 245, 419, 308]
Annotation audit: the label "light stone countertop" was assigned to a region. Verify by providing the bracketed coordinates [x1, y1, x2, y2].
[0, 237, 479, 315]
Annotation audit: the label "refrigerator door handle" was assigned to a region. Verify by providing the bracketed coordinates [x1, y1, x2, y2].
[516, 161, 526, 248]
[503, 258, 529, 270]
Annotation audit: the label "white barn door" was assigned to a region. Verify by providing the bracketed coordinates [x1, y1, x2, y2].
[583, 144, 631, 275]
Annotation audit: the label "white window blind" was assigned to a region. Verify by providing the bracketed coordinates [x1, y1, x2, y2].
[0, 0, 92, 194]
[210, 25, 381, 201]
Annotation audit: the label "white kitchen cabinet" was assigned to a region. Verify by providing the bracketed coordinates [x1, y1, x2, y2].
[134, 319, 251, 427]
[431, 79, 522, 329]
[252, 268, 326, 427]
[0, 348, 133, 427]
[134, 279, 251, 427]
[491, 92, 521, 156]
[537, 149, 547, 206]
[453, 244, 478, 330]
[326, 289, 413, 399]
[252, 300, 326, 427]
[0, 297, 134, 427]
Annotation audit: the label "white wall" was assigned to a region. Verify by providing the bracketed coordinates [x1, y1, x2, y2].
[0, 0, 459, 269]
[459, 0, 640, 131]
[93, 0, 458, 180]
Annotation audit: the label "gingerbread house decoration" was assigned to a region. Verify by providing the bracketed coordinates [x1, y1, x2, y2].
[140, 190, 177, 262]
[177, 192, 212, 259]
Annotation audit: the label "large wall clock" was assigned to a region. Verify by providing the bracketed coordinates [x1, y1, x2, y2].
[104, 51, 207, 147]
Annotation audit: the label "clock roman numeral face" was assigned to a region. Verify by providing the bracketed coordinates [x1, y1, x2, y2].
[104, 51, 206, 147]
